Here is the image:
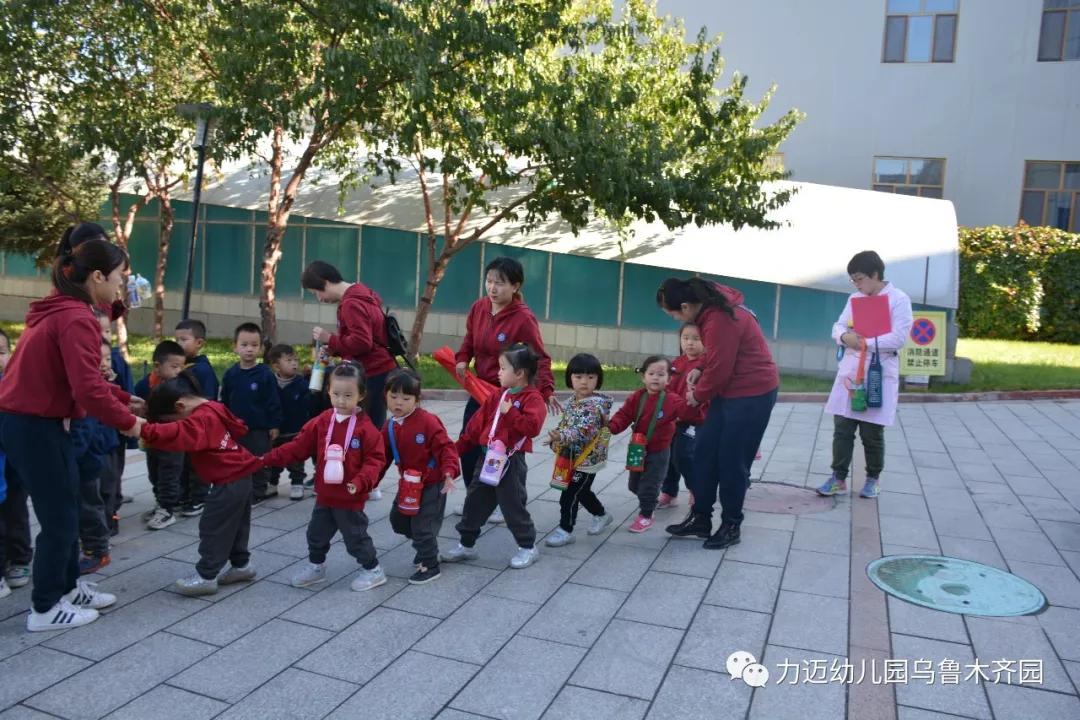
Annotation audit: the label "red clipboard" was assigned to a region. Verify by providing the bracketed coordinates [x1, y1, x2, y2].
[851, 295, 891, 337]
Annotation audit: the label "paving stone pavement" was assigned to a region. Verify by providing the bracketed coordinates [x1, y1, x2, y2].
[2, 400, 1079, 719]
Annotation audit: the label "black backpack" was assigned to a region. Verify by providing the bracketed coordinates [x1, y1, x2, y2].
[383, 306, 416, 371]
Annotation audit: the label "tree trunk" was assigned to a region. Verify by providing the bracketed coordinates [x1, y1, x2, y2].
[259, 220, 286, 344]
[109, 176, 149, 361]
[408, 236, 451, 360]
[153, 196, 174, 340]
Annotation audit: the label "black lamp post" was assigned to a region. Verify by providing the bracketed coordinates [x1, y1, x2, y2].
[176, 102, 215, 320]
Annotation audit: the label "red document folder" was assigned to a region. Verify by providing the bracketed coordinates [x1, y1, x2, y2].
[851, 295, 892, 337]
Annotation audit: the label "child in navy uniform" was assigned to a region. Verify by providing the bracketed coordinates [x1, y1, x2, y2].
[0, 328, 32, 597]
[266, 344, 312, 500]
[97, 312, 132, 534]
[221, 323, 282, 504]
[174, 319, 217, 517]
[382, 369, 460, 585]
[135, 340, 188, 530]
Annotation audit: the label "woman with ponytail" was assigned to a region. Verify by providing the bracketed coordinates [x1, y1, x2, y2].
[0, 225, 145, 632]
[656, 277, 779, 550]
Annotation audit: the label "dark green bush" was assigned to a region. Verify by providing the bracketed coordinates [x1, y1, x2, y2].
[1041, 246, 1080, 343]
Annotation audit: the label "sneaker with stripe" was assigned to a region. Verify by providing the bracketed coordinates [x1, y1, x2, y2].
[27, 600, 99, 632]
[63, 579, 117, 610]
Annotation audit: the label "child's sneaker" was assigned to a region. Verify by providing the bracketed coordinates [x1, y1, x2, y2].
[545, 527, 575, 547]
[26, 599, 99, 632]
[147, 507, 176, 530]
[489, 508, 504, 524]
[816, 474, 847, 497]
[0, 577, 10, 599]
[289, 485, 304, 501]
[350, 565, 387, 592]
[587, 513, 614, 535]
[368, 487, 382, 501]
[6, 565, 31, 588]
[178, 503, 205, 517]
[64, 579, 116, 609]
[657, 492, 677, 509]
[303, 478, 315, 489]
[291, 562, 327, 588]
[441, 543, 478, 563]
[141, 504, 160, 523]
[510, 546, 539, 569]
[175, 574, 218, 597]
[218, 564, 257, 585]
[78, 554, 111, 575]
[409, 563, 441, 585]
[860, 478, 881, 499]
[629, 515, 654, 533]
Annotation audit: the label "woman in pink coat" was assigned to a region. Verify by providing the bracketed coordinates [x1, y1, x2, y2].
[818, 251, 913, 499]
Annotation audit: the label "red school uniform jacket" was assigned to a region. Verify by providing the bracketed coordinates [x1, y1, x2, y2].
[668, 354, 707, 423]
[607, 389, 702, 453]
[140, 402, 261, 484]
[264, 408, 385, 511]
[454, 298, 555, 399]
[381, 408, 460, 486]
[457, 385, 547, 457]
[327, 283, 398, 377]
[692, 284, 779, 403]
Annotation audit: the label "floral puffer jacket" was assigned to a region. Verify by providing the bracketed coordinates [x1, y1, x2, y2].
[550, 393, 614, 472]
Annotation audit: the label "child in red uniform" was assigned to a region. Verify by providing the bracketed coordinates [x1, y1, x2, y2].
[443, 344, 546, 570]
[659, 322, 706, 509]
[382, 369, 460, 585]
[263, 362, 388, 592]
[142, 372, 263, 596]
[608, 356, 702, 533]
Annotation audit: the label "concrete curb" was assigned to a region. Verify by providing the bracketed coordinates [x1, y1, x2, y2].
[419, 388, 1080, 403]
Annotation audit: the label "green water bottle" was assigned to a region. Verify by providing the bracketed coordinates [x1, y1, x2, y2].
[851, 383, 868, 412]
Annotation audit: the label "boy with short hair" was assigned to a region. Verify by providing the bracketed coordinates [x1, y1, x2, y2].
[97, 312, 133, 536]
[221, 323, 282, 504]
[135, 340, 189, 530]
[266, 344, 312, 500]
[173, 319, 217, 517]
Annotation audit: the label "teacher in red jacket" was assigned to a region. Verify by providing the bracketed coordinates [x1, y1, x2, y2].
[656, 277, 779, 551]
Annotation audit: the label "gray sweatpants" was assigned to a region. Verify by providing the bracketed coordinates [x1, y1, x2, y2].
[456, 453, 535, 549]
[307, 505, 378, 569]
[629, 447, 671, 519]
[196, 477, 252, 580]
[389, 482, 447, 566]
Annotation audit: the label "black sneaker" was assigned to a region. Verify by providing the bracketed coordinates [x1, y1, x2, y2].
[408, 563, 441, 585]
[178, 503, 205, 517]
[665, 511, 713, 539]
[703, 523, 741, 550]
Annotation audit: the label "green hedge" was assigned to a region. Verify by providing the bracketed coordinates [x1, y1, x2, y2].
[958, 225, 1080, 343]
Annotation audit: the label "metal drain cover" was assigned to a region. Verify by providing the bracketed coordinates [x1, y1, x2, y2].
[867, 555, 1046, 616]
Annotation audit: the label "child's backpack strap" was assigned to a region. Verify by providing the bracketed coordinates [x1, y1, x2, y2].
[387, 423, 401, 466]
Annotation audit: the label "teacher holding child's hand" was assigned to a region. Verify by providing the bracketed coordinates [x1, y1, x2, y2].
[0, 224, 144, 633]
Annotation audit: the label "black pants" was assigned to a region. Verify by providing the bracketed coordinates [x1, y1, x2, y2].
[662, 425, 696, 496]
[389, 482, 446, 566]
[559, 471, 605, 533]
[196, 477, 252, 580]
[77, 461, 110, 557]
[831, 415, 885, 479]
[456, 453, 535, 549]
[0, 414, 80, 613]
[458, 397, 482, 488]
[629, 448, 670, 519]
[0, 461, 33, 570]
[181, 458, 209, 507]
[365, 372, 388, 430]
[307, 505, 378, 569]
[98, 445, 124, 529]
[692, 389, 777, 526]
[147, 448, 186, 511]
[238, 429, 273, 496]
[269, 433, 306, 485]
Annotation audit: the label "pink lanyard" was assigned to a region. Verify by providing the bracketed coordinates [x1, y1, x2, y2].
[325, 412, 358, 455]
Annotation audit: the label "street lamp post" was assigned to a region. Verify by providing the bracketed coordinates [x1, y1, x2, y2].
[177, 102, 215, 321]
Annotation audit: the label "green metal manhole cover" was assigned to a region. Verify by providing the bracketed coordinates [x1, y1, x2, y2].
[867, 555, 1047, 616]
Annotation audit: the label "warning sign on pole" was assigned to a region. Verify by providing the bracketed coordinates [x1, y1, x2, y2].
[900, 311, 947, 377]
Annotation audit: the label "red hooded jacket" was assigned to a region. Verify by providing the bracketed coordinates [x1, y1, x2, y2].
[669, 354, 706, 424]
[140, 402, 261, 484]
[264, 408, 385, 510]
[692, 285, 779, 402]
[328, 283, 398, 377]
[457, 385, 546, 457]
[381, 408, 460, 486]
[455, 298, 555, 399]
[608, 388, 702, 453]
[0, 294, 135, 430]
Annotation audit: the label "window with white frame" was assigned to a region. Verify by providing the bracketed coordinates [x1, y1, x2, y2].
[883, 0, 958, 63]
[1020, 161, 1080, 230]
[873, 157, 945, 198]
[1038, 1, 1080, 61]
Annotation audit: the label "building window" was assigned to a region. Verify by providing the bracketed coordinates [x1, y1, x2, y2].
[873, 157, 946, 198]
[1038, 0, 1080, 61]
[1020, 161, 1080, 230]
[883, 0, 958, 63]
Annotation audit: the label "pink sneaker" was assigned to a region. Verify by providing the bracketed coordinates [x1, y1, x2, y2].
[629, 515, 654, 533]
[657, 493, 678, 509]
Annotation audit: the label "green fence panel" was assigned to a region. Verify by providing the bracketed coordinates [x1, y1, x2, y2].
[776, 285, 849, 342]
[703, 273, 777, 335]
[621, 263, 679, 331]
[98, 197, 161, 224]
[164, 221, 203, 292]
[269, 225, 304, 299]
[204, 223, 252, 295]
[3, 253, 42, 277]
[206, 204, 253, 223]
[485, 244, 549, 318]
[418, 236, 482, 314]
[361, 226, 417, 308]
[126, 222, 161, 281]
[549, 254, 619, 326]
[305, 225, 359, 289]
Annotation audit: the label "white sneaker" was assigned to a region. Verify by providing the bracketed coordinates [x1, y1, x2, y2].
[289, 485, 304, 501]
[545, 528, 575, 547]
[175, 574, 218, 597]
[218, 564, 257, 585]
[291, 562, 327, 588]
[489, 508, 505, 524]
[440, 543, 479, 563]
[350, 565, 387, 592]
[510, 546, 539, 569]
[64, 579, 116, 609]
[147, 507, 176, 531]
[0, 577, 10, 599]
[452, 502, 465, 516]
[588, 513, 614, 535]
[26, 600, 99, 632]
[141, 504, 160, 522]
[5, 564, 31, 588]
[368, 487, 382, 501]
